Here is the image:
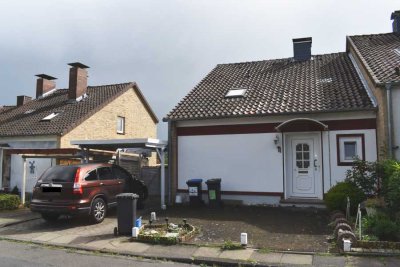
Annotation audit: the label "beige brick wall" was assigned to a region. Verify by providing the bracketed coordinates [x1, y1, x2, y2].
[348, 45, 388, 159]
[60, 87, 157, 165]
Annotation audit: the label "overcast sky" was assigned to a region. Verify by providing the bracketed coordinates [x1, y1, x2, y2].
[0, 0, 398, 139]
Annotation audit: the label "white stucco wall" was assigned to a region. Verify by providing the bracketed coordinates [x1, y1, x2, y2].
[0, 136, 58, 193]
[392, 87, 400, 160]
[178, 133, 283, 194]
[327, 129, 377, 189]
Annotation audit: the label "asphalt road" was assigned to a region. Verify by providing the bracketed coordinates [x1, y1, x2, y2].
[0, 240, 197, 267]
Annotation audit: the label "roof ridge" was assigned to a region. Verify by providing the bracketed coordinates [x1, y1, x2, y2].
[217, 52, 347, 66]
[348, 32, 396, 38]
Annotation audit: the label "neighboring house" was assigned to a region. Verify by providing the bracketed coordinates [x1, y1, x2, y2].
[0, 62, 158, 193]
[165, 41, 381, 205]
[346, 10, 400, 160]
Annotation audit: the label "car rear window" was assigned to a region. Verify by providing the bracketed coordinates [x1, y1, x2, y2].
[40, 166, 79, 183]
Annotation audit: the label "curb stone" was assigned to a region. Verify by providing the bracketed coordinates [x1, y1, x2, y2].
[0, 236, 290, 267]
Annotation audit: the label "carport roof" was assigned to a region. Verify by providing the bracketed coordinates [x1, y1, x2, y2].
[70, 138, 167, 151]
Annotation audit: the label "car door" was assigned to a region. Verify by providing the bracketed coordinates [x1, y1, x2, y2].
[97, 166, 119, 204]
[112, 165, 130, 193]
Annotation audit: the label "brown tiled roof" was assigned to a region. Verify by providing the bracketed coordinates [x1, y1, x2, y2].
[165, 52, 375, 121]
[348, 33, 400, 84]
[0, 82, 158, 137]
[0, 105, 16, 114]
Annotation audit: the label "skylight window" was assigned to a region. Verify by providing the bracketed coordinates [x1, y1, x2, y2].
[41, 112, 60, 121]
[316, 78, 333, 84]
[225, 88, 247, 98]
[24, 109, 35, 114]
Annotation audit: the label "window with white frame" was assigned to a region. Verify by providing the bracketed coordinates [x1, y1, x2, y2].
[336, 134, 365, 166]
[116, 116, 125, 134]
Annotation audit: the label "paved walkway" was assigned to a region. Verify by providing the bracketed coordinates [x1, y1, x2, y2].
[0, 208, 40, 228]
[1, 210, 400, 266]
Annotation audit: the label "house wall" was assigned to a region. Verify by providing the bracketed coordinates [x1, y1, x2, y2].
[392, 86, 400, 160]
[178, 133, 283, 204]
[0, 136, 58, 193]
[60, 88, 157, 165]
[347, 42, 388, 159]
[326, 129, 377, 191]
[172, 113, 377, 205]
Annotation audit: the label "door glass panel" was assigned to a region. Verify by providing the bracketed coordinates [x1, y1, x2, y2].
[296, 161, 303, 168]
[295, 142, 310, 169]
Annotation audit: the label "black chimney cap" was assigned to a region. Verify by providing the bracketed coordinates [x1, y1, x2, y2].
[293, 37, 312, 43]
[35, 74, 57, 80]
[68, 62, 90, 69]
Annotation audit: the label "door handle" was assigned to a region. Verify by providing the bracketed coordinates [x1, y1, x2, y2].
[118, 181, 122, 184]
[314, 159, 317, 168]
[100, 182, 104, 186]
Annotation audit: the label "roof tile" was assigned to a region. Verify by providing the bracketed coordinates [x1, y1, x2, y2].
[165, 53, 374, 121]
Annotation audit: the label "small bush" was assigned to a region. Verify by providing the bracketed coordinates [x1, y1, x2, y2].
[325, 181, 366, 214]
[345, 159, 381, 196]
[10, 186, 19, 196]
[362, 214, 400, 241]
[0, 194, 21, 210]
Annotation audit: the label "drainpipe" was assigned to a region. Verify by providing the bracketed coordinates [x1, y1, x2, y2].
[385, 82, 393, 158]
[167, 121, 172, 205]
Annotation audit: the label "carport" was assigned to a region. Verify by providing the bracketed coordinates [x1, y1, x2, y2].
[3, 148, 114, 204]
[70, 138, 168, 209]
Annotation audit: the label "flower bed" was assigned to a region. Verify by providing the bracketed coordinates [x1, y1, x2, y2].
[135, 223, 196, 245]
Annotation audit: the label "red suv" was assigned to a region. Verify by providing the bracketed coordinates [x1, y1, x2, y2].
[30, 163, 148, 223]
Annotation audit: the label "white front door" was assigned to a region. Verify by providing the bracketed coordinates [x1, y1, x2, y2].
[285, 133, 322, 199]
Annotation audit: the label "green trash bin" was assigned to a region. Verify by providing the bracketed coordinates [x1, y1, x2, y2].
[206, 178, 222, 208]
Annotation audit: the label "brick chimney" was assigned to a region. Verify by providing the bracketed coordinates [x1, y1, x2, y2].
[35, 74, 57, 98]
[391, 10, 400, 33]
[68, 62, 89, 100]
[293, 37, 312, 61]
[17, 95, 32, 107]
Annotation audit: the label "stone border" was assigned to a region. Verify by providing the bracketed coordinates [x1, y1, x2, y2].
[135, 223, 196, 245]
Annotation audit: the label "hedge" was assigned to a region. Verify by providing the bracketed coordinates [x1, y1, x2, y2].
[0, 194, 21, 210]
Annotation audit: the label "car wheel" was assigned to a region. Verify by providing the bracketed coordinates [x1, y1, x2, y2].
[91, 198, 107, 224]
[41, 213, 60, 222]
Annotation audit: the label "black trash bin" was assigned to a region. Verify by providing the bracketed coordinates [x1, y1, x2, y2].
[206, 178, 222, 208]
[186, 178, 203, 206]
[115, 193, 139, 236]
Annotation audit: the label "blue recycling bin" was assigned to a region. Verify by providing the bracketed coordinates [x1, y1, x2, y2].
[186, 178, 203, 206]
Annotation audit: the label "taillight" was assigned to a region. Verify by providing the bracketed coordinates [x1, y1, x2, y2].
[73, 167, 83, 195]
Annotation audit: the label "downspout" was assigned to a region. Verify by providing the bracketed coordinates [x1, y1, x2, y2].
[385, 83, 393, 158]
[167, 120, 172, 205]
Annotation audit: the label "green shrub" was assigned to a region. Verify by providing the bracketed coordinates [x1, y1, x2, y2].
[10, 185, 19, 196]
[0, 194, 21, 210]
[345, 159, 381, 196]
[386, 171, 400, 214]
[325, 181, 366, 214]
[380, 160, 400, 196]
[362, 214, 400, 241]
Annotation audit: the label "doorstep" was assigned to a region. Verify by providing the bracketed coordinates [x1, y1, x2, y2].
[279, 198, 326, 208]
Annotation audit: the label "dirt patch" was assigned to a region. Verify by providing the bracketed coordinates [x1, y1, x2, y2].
[144, 205, 331, 253]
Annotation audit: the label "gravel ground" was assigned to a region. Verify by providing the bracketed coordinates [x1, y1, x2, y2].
[144, 204, 332, 253]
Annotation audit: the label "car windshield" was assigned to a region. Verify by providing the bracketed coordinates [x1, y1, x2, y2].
[39, 166, 79, 183]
